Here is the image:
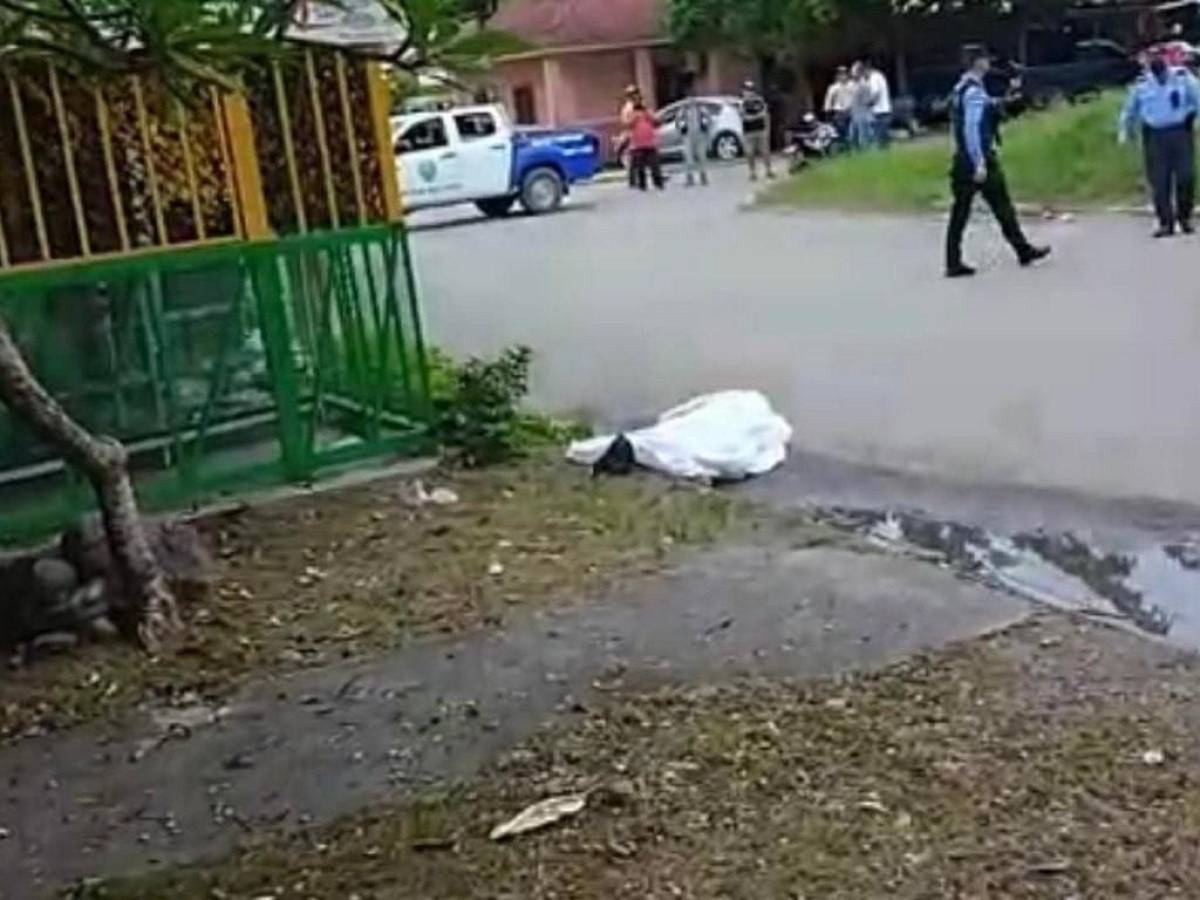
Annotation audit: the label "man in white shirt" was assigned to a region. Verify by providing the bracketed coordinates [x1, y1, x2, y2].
[823, 66, 854, 143]
[867, 62, 893, 148]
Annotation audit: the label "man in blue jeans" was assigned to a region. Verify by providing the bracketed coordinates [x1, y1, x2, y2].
[945, 45, 1050, 278]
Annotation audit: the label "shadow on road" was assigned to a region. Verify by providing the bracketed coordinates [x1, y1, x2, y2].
[407, 201, 598, 234]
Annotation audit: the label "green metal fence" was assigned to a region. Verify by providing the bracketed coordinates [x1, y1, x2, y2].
[0, 223, 431, 544]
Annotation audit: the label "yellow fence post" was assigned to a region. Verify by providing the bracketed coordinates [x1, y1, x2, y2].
[365, 62, 403, 223]
[48, 63, 91, 257]
[132, 75, 169, 246]
[95, 86, 131, 252]
[6, 69, 50, 260]
[220, 93, 272, 240]
[335, 53, 368, 226]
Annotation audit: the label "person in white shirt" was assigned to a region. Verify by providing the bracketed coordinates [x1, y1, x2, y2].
[823, 66, 854, 143]
[866, 61, 893, 148]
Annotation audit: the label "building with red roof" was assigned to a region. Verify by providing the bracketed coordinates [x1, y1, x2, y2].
[483, 0, 754, 156]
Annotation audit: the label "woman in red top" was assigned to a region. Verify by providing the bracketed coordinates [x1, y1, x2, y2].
[629, 101, 665, 191]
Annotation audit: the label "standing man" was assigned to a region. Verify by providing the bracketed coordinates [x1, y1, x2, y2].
[945, 45, 1050, 278]
[867, 61, 893, 148]
[628, 97, 665, 192]
[678, 72, 712, 187]
[848, 62, 878, 150]
[619, 85, 641, 189]
[823, 66, 854, 145]
[740, 80, 775, 181]
[1118, 49, 1200, 237]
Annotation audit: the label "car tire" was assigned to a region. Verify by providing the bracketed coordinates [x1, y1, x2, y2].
[520, 167, 564, 215]
[476, 196, 515, 218]
[712, 131, 743, 161]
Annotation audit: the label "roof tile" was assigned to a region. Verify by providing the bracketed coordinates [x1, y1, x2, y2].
[492, 0, 664, 48]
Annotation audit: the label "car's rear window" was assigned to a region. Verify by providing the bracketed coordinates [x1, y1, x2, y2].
[455, 112, 498, 140]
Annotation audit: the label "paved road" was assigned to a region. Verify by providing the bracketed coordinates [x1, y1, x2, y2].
[409, 163, 1200, 505]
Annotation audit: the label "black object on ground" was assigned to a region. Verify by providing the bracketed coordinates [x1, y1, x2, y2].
[592, 435, 637, 477]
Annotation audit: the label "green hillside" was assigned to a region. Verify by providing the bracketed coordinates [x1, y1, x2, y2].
[764, 93, 1147, 211]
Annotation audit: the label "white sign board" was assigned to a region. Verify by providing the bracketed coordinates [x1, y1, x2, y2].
[289, 0, 406, 48]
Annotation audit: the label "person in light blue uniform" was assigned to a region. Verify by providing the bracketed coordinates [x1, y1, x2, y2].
[1119, 49, 1200, 237]
[944, 44, 1049, 278]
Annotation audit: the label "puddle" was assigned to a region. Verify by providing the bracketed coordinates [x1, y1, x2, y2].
[1127, 547, 1200, 645]
[819, 507, 1200, 648]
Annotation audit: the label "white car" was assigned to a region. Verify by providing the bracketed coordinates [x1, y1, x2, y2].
[656, 96, 745, 161]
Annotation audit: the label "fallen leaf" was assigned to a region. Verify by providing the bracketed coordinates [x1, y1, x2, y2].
[429, 487, 459, 506]
[1028, 858, 1072, 876]
[489, 794, 588, 841]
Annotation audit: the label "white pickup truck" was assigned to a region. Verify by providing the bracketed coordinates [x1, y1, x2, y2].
[391, 105, 602, 217]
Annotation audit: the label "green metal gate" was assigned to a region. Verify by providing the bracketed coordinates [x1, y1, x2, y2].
[0, 223, 431, 544]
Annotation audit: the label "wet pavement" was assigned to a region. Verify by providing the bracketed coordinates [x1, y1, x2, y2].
[410, 165, 1200, 505]
[0, 539, 1028, 898]
[743, 450, 1200, 649]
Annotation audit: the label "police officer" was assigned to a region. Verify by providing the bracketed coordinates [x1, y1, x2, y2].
[1118, 49, 1200, 237]
[945, 45, 1050, 278]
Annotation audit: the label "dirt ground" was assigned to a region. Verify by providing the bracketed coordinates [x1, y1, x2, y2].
[1, 463, 738, 744]
[85, 614, 1200, 900]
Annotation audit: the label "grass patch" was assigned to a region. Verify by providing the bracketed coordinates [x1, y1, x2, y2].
[83, 617, 1200, 899]
[0, 461, 741, 744]
[764, 93, 1145, 211]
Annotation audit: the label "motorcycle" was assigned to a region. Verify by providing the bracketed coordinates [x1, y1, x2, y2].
[785, 114, 843, 173]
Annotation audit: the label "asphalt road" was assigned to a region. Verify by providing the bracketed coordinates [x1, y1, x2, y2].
[409, 162, 1200, 505]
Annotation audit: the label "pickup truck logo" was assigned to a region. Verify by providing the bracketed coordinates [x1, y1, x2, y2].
[418, 160, 437, 183]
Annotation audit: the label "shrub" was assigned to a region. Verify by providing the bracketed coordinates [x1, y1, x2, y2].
[429, 345, 586, 467]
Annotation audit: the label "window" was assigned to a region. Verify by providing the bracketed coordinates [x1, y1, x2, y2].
[396, 117, 448, 154]
[513, 85, 536, 125]
[454, 111, 498, 140]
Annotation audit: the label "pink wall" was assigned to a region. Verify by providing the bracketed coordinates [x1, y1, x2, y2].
[492, 58, 546, 122]
[485, 44, 757, 160]
[489, 46, 758, 126]
[557, 50, 638, 123]
[491, 50, 639, 128]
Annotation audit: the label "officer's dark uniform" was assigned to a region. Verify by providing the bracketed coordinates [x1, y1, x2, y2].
[1120, 64, 1200, 236]
[945, 71, 1044, 276]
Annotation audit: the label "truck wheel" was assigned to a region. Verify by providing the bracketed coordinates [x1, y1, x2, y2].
[476, 196, 515, 218]
[520, 167, 564, 214]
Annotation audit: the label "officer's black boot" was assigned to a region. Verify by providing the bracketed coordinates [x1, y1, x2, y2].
[1018, 245, 1051, 266]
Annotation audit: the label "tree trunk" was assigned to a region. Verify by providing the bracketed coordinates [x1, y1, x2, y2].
[0, 314, 181, 652]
